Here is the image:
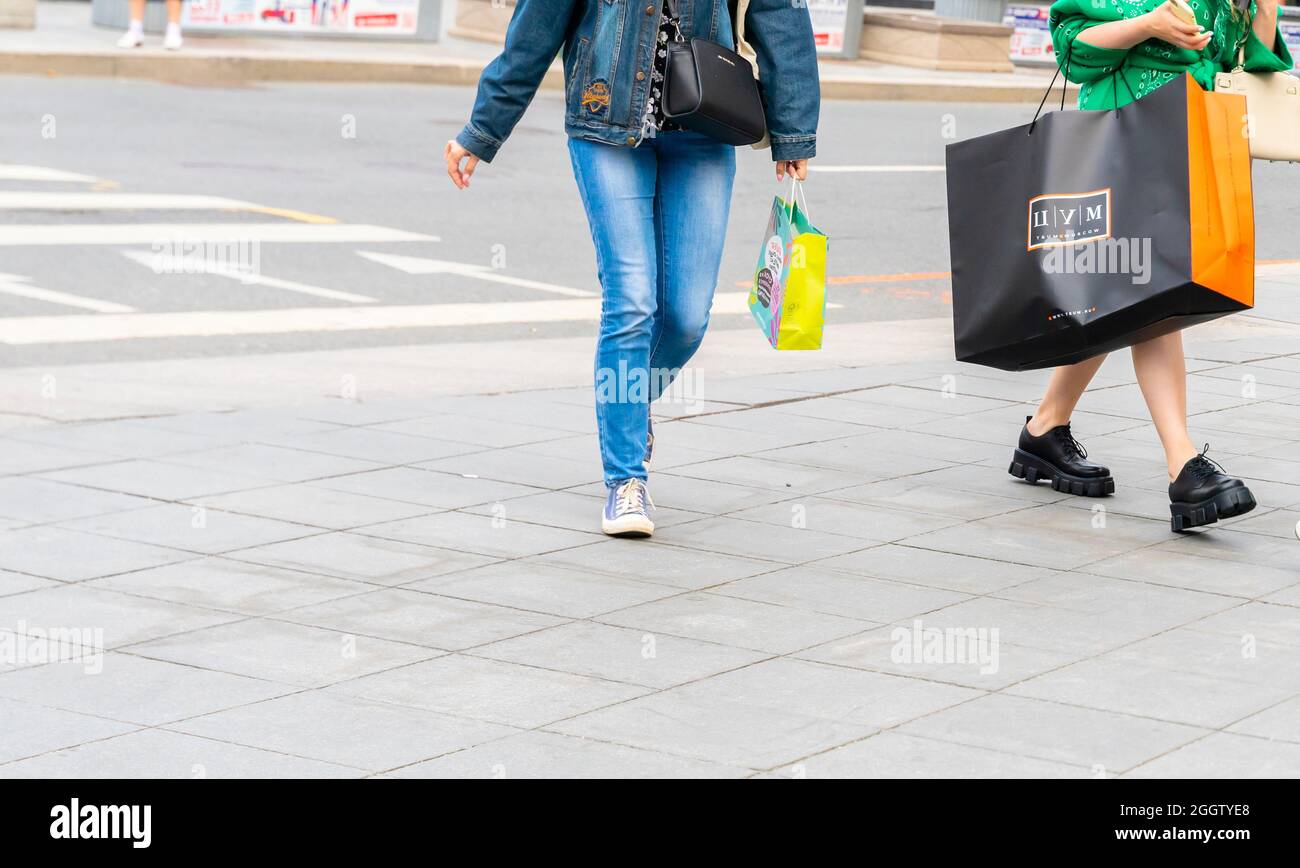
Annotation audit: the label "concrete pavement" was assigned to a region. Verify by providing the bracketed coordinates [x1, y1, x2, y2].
[0, 287, 1298, 776]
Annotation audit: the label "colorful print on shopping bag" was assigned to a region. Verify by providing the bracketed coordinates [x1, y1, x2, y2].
[748, 183, 828, 350]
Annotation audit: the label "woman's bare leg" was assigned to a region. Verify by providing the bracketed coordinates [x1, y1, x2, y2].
[1130, 331, 1198, 480]
[1027, 354, 1108, 436]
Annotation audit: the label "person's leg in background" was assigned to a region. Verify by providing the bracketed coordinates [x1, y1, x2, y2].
[164, 0, 184, 51]
[118, 0, 183, 50]
[568, 137, 659, 536]
[1011, 354, 1115, 496]
[1131, 331, 1256, 531]
[647, 131, 736, 400]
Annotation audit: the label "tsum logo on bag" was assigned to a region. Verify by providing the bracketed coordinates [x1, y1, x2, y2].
[1027, 188, 1111, 251]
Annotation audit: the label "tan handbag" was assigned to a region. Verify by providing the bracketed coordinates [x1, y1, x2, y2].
[1214, 43, 1300, 162]
[733, 0, 771, 151]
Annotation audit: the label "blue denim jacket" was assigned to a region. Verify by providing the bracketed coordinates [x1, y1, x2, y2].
[455, 0, 820, 162]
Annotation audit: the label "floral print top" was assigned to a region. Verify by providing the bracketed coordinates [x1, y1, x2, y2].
[641, 1, 683, 138]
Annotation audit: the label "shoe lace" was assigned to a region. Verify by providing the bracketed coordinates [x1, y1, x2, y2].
[614, 479, 653, 516]
[1053, 423, 1088, 461]
[1188, 444, 1225, 479]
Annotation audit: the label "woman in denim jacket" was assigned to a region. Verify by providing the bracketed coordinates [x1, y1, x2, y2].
[446, 0, 820, 537]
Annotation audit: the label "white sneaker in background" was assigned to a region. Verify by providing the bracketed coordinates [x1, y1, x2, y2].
[116, 24, 144, 49]
[163, 24, 183, 51]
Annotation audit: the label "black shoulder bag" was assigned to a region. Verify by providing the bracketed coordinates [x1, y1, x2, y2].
[661, 0, 766, 146]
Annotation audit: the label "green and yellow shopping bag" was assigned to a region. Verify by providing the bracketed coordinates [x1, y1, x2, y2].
[748, 179, 828, 350]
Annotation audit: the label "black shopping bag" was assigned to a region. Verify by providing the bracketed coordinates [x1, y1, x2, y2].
[945, 73, 1255, 371]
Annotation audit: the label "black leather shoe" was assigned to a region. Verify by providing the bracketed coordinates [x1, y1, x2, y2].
[1169, 446, 1256, 532]
[1009, 416, 1114, 497]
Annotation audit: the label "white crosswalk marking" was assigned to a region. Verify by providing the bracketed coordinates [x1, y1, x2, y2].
[358, 251, 596, 298]
[0, 192, 260, 211]
[0, 273, 135, 313]
[0, 292, 757, 345]
[121, 251, 378, 304]
[0, 164, 99, 183]
[1259, 261, 1300, 277]
[0, 223, 438, 246]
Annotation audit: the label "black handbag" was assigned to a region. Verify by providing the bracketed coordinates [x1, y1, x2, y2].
[661, 0, 766, 146]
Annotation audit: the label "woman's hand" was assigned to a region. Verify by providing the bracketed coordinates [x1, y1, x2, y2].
[775, 159, 809, 181]
[1141, 1, 1213, 51]
[445, 139, 480, 190]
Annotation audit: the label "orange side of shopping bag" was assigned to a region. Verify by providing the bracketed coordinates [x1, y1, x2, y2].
[1186, 75, 1254, 308]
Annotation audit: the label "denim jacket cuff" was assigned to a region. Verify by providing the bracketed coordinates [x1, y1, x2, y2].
[456, 123, 502, 163]
[770, 135, 816, 162]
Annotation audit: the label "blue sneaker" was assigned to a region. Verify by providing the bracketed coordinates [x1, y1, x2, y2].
[602, 478, 654, 537]
[645, 417, 655, 466]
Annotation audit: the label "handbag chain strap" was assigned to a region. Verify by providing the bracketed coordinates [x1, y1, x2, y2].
[1232, 2, 1254, 71]
[661, 0, 685, 43]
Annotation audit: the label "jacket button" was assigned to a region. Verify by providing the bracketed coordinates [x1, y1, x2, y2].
[626, 136, 637, 145]
[636, 71, 645, 81]
[645, 5, 653, 13]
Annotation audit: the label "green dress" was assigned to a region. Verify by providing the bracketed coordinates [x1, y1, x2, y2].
[1049, 0, 1294, 109]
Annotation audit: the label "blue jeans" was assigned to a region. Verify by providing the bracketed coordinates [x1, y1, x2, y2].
[568, 131, 736, 487]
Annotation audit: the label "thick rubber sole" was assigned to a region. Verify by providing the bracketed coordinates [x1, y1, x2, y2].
[601, 515, 654, 538]
[1008, 448, 1115, 497]
[1170, 485, 1257, 533]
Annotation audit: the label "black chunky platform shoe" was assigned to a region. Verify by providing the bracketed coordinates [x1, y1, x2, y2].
[1169, 446, 1256, 532]
[1009, 417, 1115, 497]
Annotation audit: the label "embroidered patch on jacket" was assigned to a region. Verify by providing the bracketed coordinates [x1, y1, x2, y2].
[581, 80, 611, 115]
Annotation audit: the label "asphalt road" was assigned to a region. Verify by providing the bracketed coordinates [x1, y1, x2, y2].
[0, 76, 1297, 367]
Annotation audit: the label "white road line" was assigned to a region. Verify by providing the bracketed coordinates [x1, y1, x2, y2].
[0, 192, 259, 211]
[0, 165, 99, 183]
[121, 251, 377, 304]
[0, 224, 439, 246]
[1259, 261, 1300, 277]
[0, 273, 134, 314]
[810, 165, 945, 173]
[0, 292, 762, 345]
[358, 251, 596, 298]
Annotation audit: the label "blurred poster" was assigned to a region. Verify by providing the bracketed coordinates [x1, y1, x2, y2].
[183, 0, 419, 34]
[1282, 10, 1300, 70]
[1003, 4, 1053, 65]
[807, 0, 850, 55]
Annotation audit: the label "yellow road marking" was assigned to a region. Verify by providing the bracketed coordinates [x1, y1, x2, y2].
[246, 206, 339, 224]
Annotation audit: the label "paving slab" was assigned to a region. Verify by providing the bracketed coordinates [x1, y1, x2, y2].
[229, 531, 499, 585]
[406, 560, 682, 619]
[386, 730, 748, 779]
[127, 619, 440, 687]
[87, 556, 372, 616]
[0, 697, 136, 765]
[769, 731, 1091, 779]
[170, 691, 517, 772]
[471, 621, 769, 689]
[328, 653, 648, 729]
[895, 694, 1208, 773]
[0, 653, 292, 726]
[0, 728, 361, 778]
[278, 587, 565, 650]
